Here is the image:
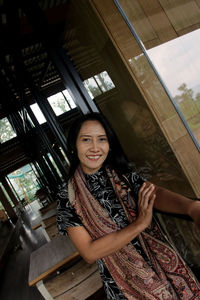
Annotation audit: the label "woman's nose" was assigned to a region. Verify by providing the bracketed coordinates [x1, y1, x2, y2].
[90, 140, 99, 151]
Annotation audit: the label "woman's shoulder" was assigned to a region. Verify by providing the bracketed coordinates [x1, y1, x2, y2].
[123, 167, 146, 195]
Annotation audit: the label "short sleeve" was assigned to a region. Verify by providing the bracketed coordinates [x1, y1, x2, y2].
[125, 171, 146, 202]
[57, 186, 83, 235]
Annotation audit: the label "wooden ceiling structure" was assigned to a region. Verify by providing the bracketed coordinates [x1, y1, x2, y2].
[0, 0, 99, 179]
[0, 0, 67, 118]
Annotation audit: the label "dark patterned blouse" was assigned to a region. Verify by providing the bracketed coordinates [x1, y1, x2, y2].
[57, 168, 146, 300]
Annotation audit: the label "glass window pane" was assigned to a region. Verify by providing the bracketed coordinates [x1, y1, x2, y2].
[8, 164, 40, 203]
[62, 89, 76, 109]
[30, 103, 46, 124]
[94, 71, 115, 92]
[83, 78, 102, 98]
[117, 0, 200, 147]
[0, 117, 17, 143]
[147, 30, 200, 144]
[48, 92, 70, 116]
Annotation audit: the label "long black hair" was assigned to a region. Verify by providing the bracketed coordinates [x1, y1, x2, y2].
[67, 112, 131, 178]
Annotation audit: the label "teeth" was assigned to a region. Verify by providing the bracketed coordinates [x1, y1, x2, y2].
[87, 155, 100, 159]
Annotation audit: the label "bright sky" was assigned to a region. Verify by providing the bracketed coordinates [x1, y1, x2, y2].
[147, 29, 200, 97]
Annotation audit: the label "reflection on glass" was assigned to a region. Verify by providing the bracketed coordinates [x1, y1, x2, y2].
[121, 100, 184, 183]
[84, 77, 102, 99]
[0, 117, 17, 143]
[84, 71, 115, 99]
[95, 71, 115, 91]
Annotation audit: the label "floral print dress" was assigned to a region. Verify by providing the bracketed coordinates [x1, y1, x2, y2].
[57, 168, 146, 299]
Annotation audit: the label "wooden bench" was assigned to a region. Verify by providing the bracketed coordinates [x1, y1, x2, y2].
[45, 221, 59, 241]
[31, 208, 58, 241]
[42, 210, 58, 241]
[44, 259, 102, 300]
[28, 235, 80, 299]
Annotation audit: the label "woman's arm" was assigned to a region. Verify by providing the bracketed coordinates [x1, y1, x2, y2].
[153, 184, 200, 225]
[67, 183, 155, 264]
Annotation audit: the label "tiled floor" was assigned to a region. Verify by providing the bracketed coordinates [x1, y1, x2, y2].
[0, 210, 46, 299]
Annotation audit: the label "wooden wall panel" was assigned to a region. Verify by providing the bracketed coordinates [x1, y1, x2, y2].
[117, 0, 158, 42]
[139, 0, 177, 43]
[159, 0, 200, 32]
[195, 0, 200, 9]
[118, 0, 200, 48]
[173, 135, 200, 179]
[162, 115, 188, 143]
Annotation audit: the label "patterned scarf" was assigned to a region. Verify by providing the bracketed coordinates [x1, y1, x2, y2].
[68, 166, 200, 299]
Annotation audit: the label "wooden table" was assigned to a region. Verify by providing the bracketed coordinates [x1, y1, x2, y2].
[28, 235, 79, 300]
[31, 208, 58, 242]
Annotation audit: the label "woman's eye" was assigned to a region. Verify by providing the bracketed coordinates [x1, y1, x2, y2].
[99, 137, 107, 142]
[82, 138, 90, 142]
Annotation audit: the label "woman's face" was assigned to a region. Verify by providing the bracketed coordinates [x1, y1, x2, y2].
[76, 120, 110, 174]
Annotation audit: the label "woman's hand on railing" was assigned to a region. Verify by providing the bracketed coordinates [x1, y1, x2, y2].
[188, 200, 200, 228]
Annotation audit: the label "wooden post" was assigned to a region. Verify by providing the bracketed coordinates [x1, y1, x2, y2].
[0, 186, 18, 223]
[1, 178, 19, 206]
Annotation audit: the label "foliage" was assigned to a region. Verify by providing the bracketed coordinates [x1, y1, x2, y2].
[0, 118, 16, 143]
[174, 83, 200, 131]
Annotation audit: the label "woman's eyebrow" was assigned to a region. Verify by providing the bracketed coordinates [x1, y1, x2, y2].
[79, 134, 107, 137]
[79, 134, 91, 137]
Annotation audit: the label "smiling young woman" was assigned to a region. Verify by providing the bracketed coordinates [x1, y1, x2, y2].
[57, 112, 200, 300]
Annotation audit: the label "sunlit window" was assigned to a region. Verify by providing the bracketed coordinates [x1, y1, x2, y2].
[30, 90, 77, 123]
[48, 92, 70, 116]
[0, 117, 17, 143]
[30, 103, 46, 124]
[7, 164, 40, 203]
[95, 71, 115, 92]
[84, 78, 102, 99]
[83, 71, 115, 99]
[62, 90, 76, 109]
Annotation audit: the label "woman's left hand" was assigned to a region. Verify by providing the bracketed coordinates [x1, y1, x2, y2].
[188, 201, 200, 228]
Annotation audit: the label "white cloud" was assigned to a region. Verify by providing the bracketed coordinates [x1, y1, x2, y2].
[147, 29, 200, 96]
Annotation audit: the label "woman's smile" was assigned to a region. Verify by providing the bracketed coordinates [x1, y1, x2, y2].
[87, 155, 101, 160]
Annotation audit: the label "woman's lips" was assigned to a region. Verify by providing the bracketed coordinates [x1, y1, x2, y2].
[87, 155, 101, 160]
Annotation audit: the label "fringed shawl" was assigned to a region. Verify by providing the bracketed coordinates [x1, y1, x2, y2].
[68, 166, 200, 299]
